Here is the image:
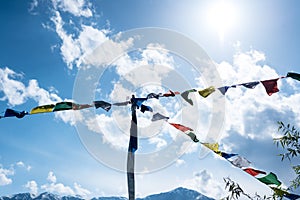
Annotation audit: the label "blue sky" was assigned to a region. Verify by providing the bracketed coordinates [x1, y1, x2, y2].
[0, 0, 300, 199]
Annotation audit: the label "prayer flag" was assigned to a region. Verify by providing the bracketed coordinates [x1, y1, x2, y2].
[140, 104, 153, 113]
[202, 143, 219, 152]
[30, 104, 55, 114]
[218, 86, 230, 95]
[198, 86, 215, 98]
[163, 90, 180, 97]
[186, 132, 199, 143]
[221, 152, 238, 159]
[201, 143, 222, 156]
[131, 97, 147, 108]
[181, 89, 197, 105]
[1, 109, 28, 119]
[241, 81, 260, 89]
[229, 156, 251, 168]
[169, 122, 199, 142]
[72, 103, 93, 110]
[53, 102, 73, 111]
[151, 113, 169, 121]
[94, 101, 112, 112]
[169, 122, 193, 132]
[261, 79, 279, 96]
[272, 187, 300, 200]
[243, 168, 266, 176]
[287, 72, 300, 81]
[146, 93, 161, 99]
[284, 193, 300, 200]
[257, 172, 281, 186]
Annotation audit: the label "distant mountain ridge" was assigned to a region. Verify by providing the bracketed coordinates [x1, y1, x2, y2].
[0, 187, 215, 200]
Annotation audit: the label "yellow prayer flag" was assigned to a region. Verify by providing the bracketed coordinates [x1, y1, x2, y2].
[202, 142, 222, 156]
[30, 104, 55, 114]
[198, 86, 215, 98]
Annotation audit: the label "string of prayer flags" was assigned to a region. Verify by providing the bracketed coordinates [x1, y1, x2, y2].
[169, 122, 199, 142]
[30, 104, 55, 114]
[200, 141, 292, 197]
[198, 86, 215, 98]
[94, 101, 112, 111]
[260, 78, 280, 96]
[257, 172, 282, 186]
[243, 168, 266, 177]
[151, 113, 169, 121]
[287, 72, 300, 81]
[0, 109, 28, 119]
[181, 89, 197, 105]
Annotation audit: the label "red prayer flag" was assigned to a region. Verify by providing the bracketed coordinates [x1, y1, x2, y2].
[163, 90, 180, 97]
[261, 78, 279, 96]
[169, 122, 193, 132]
[243, 168, 266, 176]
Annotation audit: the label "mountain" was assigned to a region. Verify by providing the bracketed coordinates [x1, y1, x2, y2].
[0, 187, 215, 200]
[137, 187, 214, 200]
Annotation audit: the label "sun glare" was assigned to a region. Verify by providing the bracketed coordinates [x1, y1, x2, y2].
[206, 1, 237, 42]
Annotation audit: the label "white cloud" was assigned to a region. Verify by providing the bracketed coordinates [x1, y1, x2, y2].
[0, 165, 14, 186]
[215, 49, 300, 143]
[0, 67, 83, 125]
[85, 113, 129, 151]
[73, 182, 91, 198]
[47, 171, 57, 183]
[148, 136, 167, 150]
[175, 159, 185, 167]
[28, 0, 38, 15]
[41, 182, 75, 196]
[183, 170, 225, 199]
[50, 11, 82, 70]
[25, 180, 38, 195]
[114, 43, 175, 85]
[52, 0, 93, 17]
[16, 161, 32, 171]
[49, 9, 133, 70]
[42, 171, 74, 196]
[41, 171, 91, 197]
[0, 67, 62, 106]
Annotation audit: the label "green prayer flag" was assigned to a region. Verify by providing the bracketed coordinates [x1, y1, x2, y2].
[257, 172, 281, 186]
[53, 102, 73, 112]
[287, 72, 300, 81]
[186, 132, 199, 143]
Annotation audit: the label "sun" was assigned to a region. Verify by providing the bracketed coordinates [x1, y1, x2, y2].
[206, 1, 237, 42]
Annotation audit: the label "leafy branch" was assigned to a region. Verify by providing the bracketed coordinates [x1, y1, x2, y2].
[274, 121, 300, 190]
[274, 121, 300, 161]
